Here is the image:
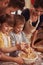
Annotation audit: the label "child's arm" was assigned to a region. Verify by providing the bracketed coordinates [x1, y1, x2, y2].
[0, 52, 24, 64]
[0, 45, 21, 53]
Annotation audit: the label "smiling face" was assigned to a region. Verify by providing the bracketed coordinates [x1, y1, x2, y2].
[13, 15, 25, 33]
[14, 24, 24, 34]
[1, 22, 13, 34]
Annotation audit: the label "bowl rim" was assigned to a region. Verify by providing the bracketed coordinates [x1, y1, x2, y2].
[18, 52, 38, 60]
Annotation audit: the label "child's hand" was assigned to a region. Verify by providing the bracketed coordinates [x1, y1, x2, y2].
[20, 42, 29, 53]
[16, 44, 21, 50]
[21, 42, 30, 49]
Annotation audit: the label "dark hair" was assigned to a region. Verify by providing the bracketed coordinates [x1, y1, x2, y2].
[34, 0, 43, 8]
[0, 15, 6, 24]
[0, 14, 14, 27]
[8, 0, 25, 10]
[21, 8, 30, 21]
[14, 15, 25, 26]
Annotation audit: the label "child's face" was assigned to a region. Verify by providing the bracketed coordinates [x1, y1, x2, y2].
[2, 22, 13, 34]
[31, 11, 38, 22]
[14, 24, 24, 33]
[32, 14, 38, 22]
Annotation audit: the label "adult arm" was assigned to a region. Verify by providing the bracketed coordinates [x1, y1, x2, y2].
[31, 30, 38, 48]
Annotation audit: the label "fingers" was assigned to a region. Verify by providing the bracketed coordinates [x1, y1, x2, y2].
[16, 44, 21, 50]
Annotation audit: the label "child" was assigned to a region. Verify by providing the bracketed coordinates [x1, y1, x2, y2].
[0, 15, 24, 65]
[0, 16, 13, 49]
[10, 15, 29, 56]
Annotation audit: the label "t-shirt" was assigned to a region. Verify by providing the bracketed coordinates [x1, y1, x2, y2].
[0, 32, 11, 48]
[0, 32, 11, 55]
[10, 31, 29, 46]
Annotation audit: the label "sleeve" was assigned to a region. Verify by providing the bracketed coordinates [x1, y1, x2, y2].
[0, 33, 4, 48]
